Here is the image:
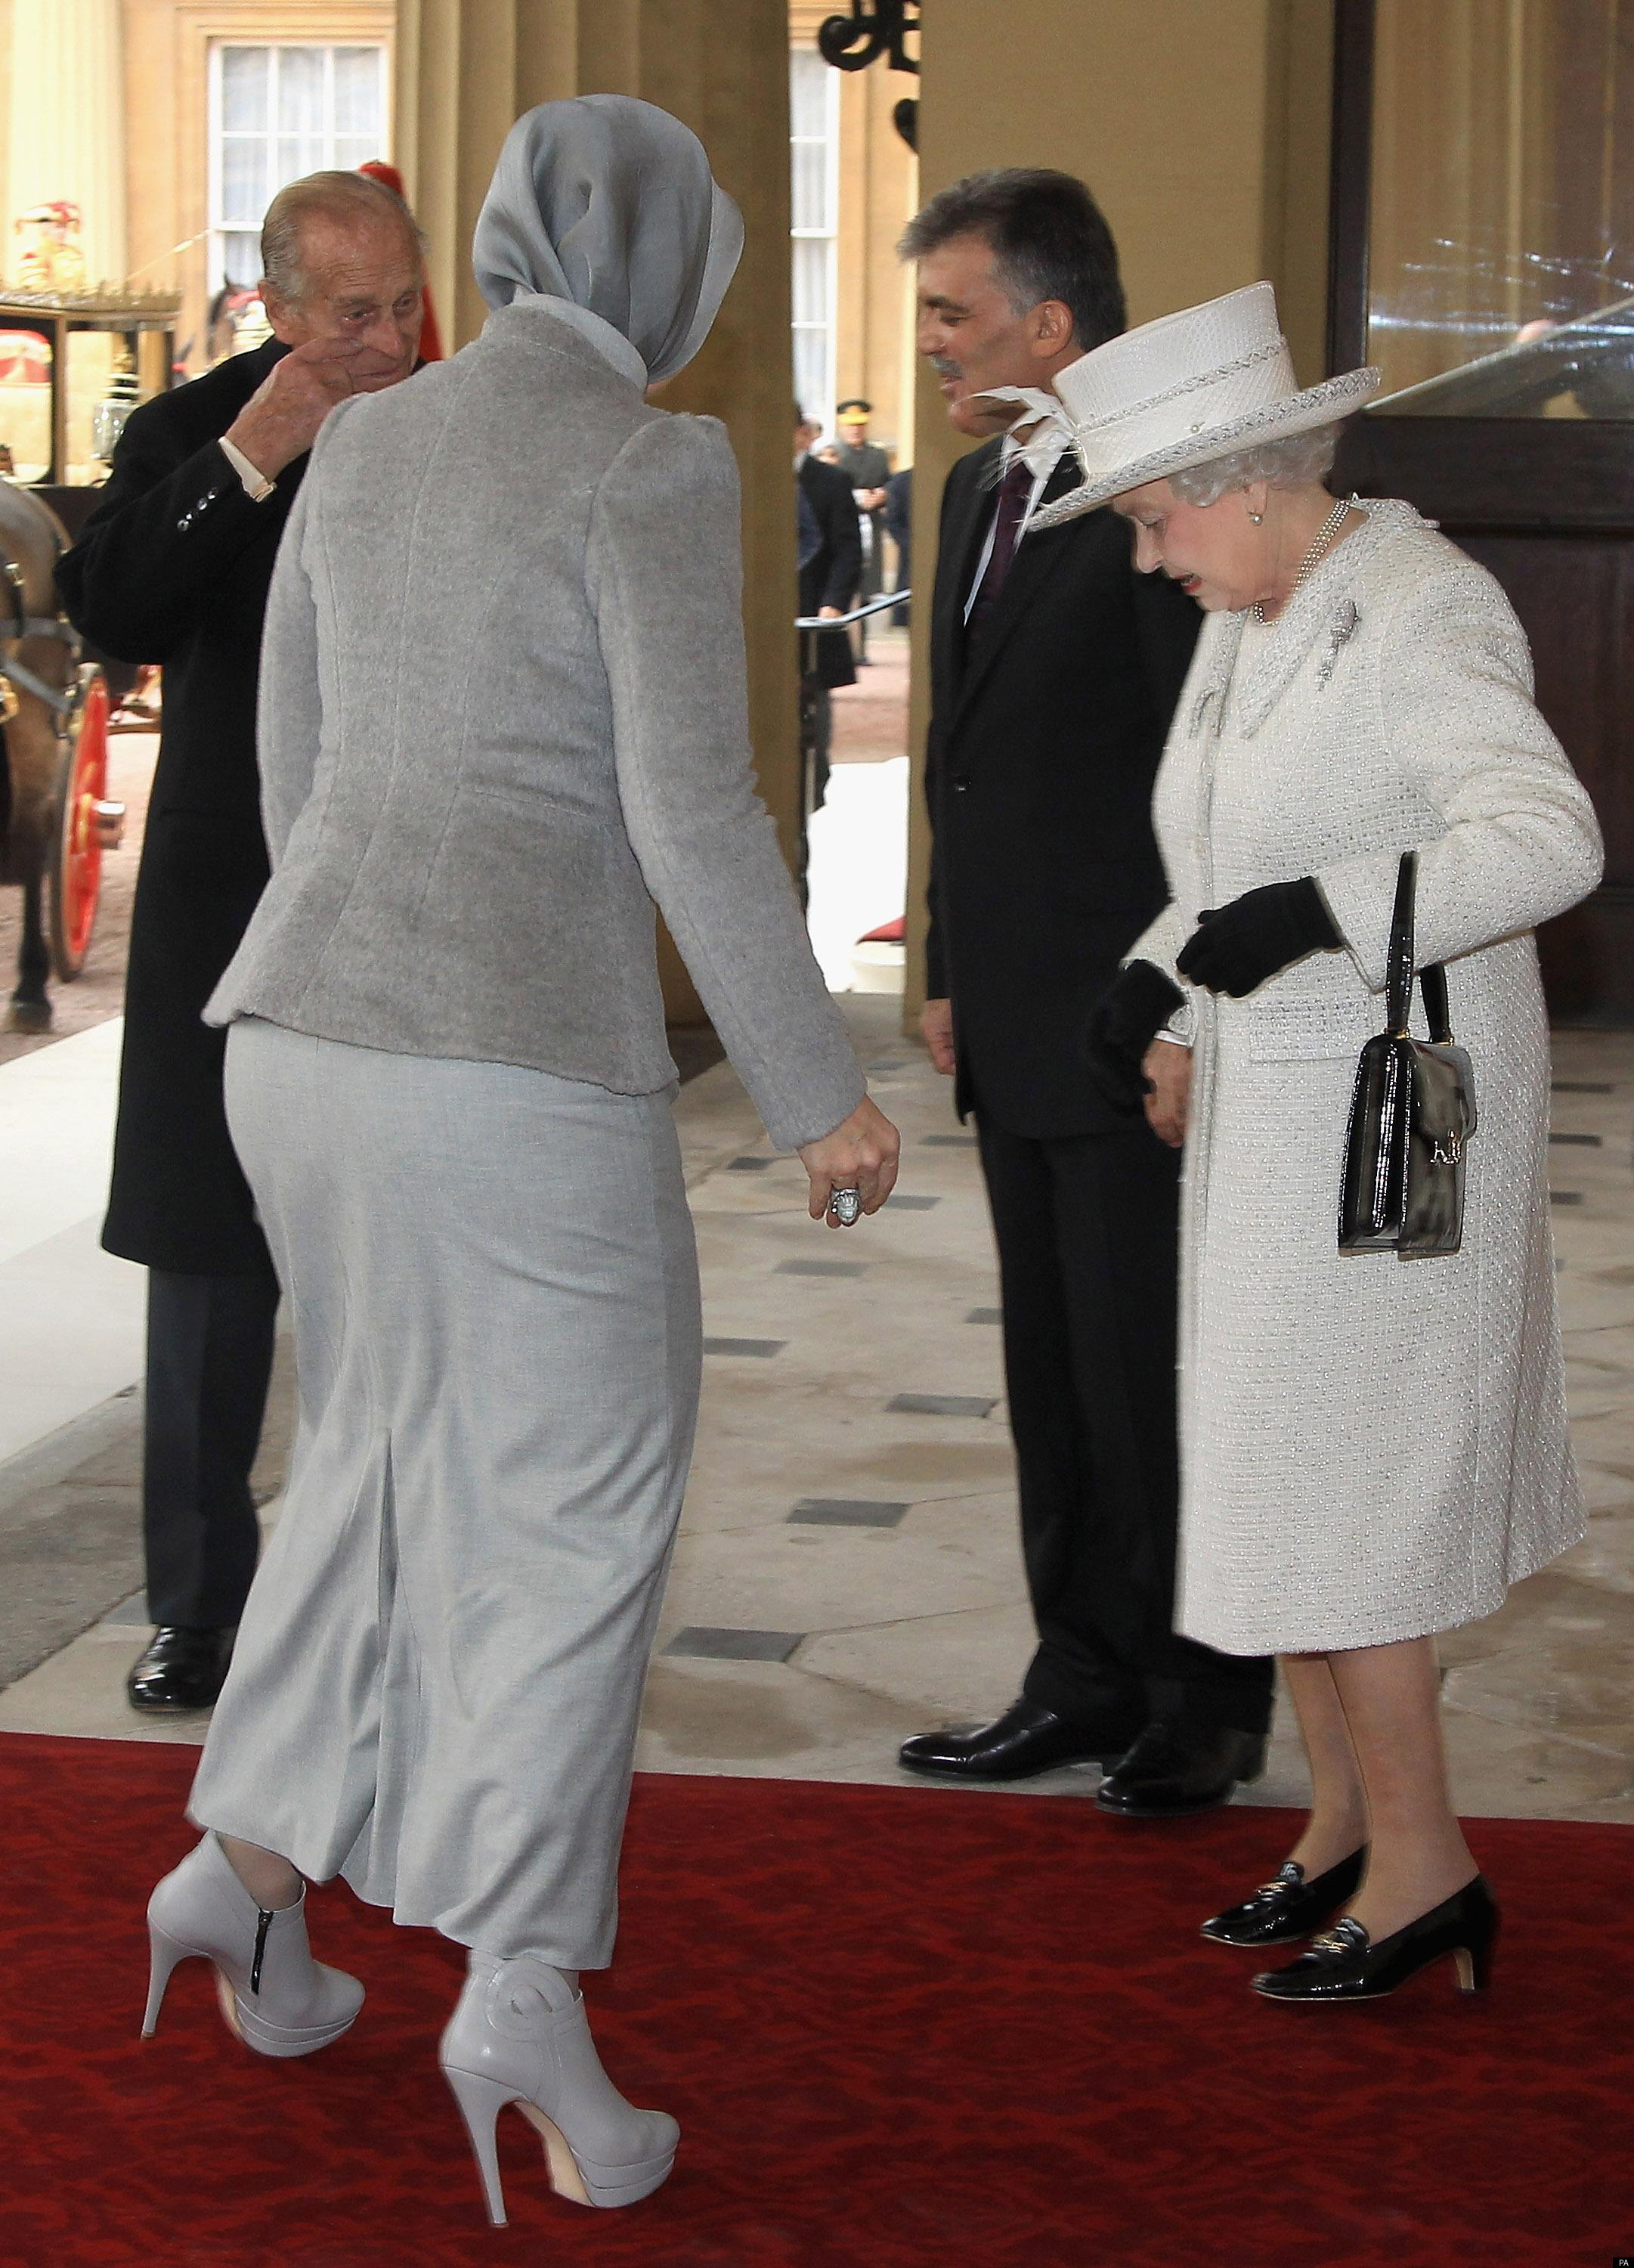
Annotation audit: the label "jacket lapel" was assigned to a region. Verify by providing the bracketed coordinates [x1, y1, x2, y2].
[932, 442, 1001, 711]
[951, 451, 1087, 725]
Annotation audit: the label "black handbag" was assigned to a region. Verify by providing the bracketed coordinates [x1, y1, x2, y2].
[1338, 851, 1477, 1258]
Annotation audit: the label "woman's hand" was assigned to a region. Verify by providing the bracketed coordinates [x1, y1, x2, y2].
[1174, 877, 1339, 996]
[797, 1096, 901, 1226]
[1142, 1041, 1192, 1148]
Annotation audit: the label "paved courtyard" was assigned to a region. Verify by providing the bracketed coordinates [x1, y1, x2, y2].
[2, 996, 1631, 1830]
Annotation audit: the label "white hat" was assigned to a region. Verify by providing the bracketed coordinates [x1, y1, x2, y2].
[1030, 281, 1379, 531]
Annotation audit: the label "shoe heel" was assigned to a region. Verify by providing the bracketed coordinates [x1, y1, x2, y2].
[1453, 1939, 1494, 1994]
[142, 1923, 190, 2037]
[444, 2065, 516, 2227]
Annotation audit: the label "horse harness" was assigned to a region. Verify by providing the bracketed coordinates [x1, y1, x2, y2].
[2, 532, 81, 721]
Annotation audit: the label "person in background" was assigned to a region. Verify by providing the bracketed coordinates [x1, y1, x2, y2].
[55, 171, 429, 1715]
[797, 406, 862, 809]
[1078, 282, 1601, 2001]
[834, 398, 892, 658]
[896, 168, 1276, 1812]
[884, 463, 912, 625]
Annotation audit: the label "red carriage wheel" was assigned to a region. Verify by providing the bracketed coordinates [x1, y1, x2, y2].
[49, 667, 120, 981]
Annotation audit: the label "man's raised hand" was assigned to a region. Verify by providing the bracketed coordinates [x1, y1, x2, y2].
[224, 339, 369, 482]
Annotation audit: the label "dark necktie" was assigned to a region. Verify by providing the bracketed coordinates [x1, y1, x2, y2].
[966, 455, 1035, 641]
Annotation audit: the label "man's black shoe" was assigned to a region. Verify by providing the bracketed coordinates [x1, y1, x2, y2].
[126, 1626, 234, 1713]
[1096, 1721, 1267, 1818]
[898, 1696, 1141, 1782]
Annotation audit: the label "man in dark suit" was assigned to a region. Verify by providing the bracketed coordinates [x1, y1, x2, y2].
[834, 399, 892, 656]
[57, 170, 426, 1712]
[796, 407, 862, 809]
[896, 169, 1275, 1814]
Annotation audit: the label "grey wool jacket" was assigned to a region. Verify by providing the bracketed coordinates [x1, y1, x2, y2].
[207, 297, 865, 1151]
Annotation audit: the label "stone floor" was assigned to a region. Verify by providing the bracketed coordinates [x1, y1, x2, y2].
[2, 1000, 1632, 1832]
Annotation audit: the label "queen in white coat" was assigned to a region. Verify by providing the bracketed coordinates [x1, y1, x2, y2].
[1057, 285, 1602, 2006]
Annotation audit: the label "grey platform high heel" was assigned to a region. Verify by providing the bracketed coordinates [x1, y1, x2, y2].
[439, 1954, 679, 2225]
[143, 1832, 364, 2057]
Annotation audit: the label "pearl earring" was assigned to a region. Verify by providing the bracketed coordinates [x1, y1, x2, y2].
[1248, 510, 1264, 525]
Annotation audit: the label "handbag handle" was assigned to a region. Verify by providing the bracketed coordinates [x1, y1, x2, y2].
[1385, 850, 1453, 1044]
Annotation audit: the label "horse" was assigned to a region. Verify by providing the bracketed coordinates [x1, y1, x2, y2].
[0, 477, 119, 1031]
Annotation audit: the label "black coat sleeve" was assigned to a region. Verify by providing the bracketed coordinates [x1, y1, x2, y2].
[815, 464, 862, 612]
[922, 459, 974, 1002]
[54, 396, 272, 665]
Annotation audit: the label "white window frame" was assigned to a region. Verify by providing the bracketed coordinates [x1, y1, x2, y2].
[790, 48, 840, 442]
[206, 41, 390, 297]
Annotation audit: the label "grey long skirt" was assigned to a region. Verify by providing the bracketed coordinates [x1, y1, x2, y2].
[188, 1017, 701, 1967]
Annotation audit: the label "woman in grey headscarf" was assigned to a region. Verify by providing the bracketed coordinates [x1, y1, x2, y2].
[139, 98, 898, 2227]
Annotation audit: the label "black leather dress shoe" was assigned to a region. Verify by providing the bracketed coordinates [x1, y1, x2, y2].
[127, 1627, 234, 1713]
[1095, 1721, 1267, 1818]
[898, 1696, 1141, 1782]
[1201, 1848, 1367, 1947]
[1252, 1875, 1497, 2002]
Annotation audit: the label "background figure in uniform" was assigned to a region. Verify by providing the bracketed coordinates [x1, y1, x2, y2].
[797, 406, 862, 810]
[56, 171, 428, 1715]
[834, 399, 891, 658]
[141, 98, 897, 2229]
[897, 169, 1276, 1812]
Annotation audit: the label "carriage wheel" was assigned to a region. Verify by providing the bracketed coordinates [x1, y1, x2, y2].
[48, 668, 115, 981]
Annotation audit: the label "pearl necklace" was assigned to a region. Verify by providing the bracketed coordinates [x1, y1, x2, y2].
[1252, 492, 1358, 625]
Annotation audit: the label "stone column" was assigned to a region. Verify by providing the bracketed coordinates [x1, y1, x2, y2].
[5, 0, 128, 284]
[395, 0, 799, 1027]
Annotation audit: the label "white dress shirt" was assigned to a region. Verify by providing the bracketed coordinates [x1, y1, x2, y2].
[962, 417, 1075, 622]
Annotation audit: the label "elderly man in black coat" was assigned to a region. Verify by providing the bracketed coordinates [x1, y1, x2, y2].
[56, 170, 426, 1712]
[896, 170, 1277, 1817]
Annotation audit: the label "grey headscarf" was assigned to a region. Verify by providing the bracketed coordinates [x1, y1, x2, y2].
[472, 96, 744, 385]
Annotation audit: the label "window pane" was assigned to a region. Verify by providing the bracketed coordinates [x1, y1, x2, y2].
[277, 135, 326, 192]
[221, 231, 262, 289]
[1368, 0, 1634, 415]
[277, 47, 324, 134]
[221, 139, 268, 225]
[794, 330, 829, 430]
[221, 48, 268, 132]
[792, 239, 830, 326]
[333, 135, 379, 173]
[791, 141, 829, 234]
[333, 48, 382, 138]
[789, 49, 828, 137]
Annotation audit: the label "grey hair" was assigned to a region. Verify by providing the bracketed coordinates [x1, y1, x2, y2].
[1168, 423, 1342, 506]
[260, 172, 426, 305]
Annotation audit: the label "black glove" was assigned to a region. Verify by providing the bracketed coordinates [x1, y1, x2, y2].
[1085, 960, 1187, 1110]
[1174, 878, 1340, 998]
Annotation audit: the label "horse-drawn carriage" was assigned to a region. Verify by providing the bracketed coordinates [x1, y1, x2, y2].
[0, 288, 177, 1030]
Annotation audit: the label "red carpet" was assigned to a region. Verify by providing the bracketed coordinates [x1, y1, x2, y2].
[0, 1734, 1627, 2268]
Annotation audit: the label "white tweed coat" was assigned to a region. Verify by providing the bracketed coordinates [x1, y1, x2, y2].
[1131, 498, 1603, 1656]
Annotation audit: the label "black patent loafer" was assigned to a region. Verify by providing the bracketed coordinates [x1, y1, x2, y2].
[1252, 1874, 1498, 2003]
[897, 1696, 1140, 1783]
[1096, 1722, 1267, 1818]
[1201, 1848, 1367, 1947]
[127, 1626, 234, 1714]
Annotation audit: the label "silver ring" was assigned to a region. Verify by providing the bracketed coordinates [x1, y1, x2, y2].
[827, 1185, 862, 1226]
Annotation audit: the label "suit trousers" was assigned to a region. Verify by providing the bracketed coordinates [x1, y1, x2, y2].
[974, 1105, 1273, 1736]
[143, 1266, 279, 1628]
[190, 1018, 701, 1967]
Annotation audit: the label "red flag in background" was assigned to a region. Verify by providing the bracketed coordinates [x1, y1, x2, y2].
[356, 160, 444, 362]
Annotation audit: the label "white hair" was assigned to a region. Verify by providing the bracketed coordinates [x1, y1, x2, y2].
[260, 172, 426, 305]
[1168, 422, 1342, 506]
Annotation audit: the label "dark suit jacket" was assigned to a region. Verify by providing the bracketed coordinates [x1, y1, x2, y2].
[924, 440, 1202, 1138]
[56, 339, 305, 1273]
[797, 452, 860, 692]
